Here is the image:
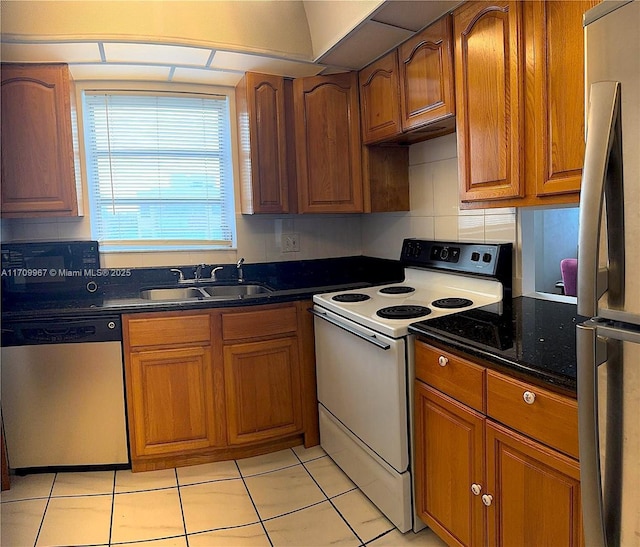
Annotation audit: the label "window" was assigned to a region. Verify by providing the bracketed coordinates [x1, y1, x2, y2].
[83, 91, 235, 251]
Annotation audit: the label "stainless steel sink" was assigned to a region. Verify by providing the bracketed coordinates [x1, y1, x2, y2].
[199, 284, 272, 299]
[139, 284, 272, 302]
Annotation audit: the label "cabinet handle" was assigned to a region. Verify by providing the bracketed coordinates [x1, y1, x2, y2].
[438, 356, 449, 367]
[471, 483, 482, 496]
[482, 494, 493, 507]
[523, 391, 536, 404]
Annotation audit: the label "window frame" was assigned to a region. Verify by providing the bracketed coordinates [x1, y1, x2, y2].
[75, 82, 239, 253]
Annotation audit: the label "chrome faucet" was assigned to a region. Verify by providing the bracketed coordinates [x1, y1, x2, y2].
[236, 258, 245, 283]
[170, 268, 185, 282]
[194, 263, 206, 281]
[210, 266, 223, 281]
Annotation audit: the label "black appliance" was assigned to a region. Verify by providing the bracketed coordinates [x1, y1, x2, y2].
[1, 240, 101, 300]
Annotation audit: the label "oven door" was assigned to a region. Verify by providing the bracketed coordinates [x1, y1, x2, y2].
[312, 305, 408, 472]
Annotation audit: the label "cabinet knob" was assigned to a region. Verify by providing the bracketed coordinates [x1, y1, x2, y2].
[438, 356, 449, 367]
[471, 483, 482, 496]
[523, 391, 536, 404]
[482, 494, 493, 507]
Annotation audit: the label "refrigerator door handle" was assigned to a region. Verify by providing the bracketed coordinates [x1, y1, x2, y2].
[577, 322, 608, 547]
[577, 81, 624, 319]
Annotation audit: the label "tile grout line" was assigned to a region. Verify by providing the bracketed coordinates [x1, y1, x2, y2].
[294, 449, 366, 546]
[174, 467, 190, 547]
[109, 470, 116, 546]
[234, 458, 274, 547]
[32, 472, 57, 547]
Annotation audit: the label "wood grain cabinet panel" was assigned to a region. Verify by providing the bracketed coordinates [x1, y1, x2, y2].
[414, 381, 485, 547]
[224, 337, 303, 445]
[236, 72, 293, 213]
[1, 63, 78, 216]
[454, 1, 524, 203]
[528, 0, 600, 198]
[486, 420, 583, 547]
[359, 50, 402, 144]
[293, 72, 363, 213]
[398, 15, 455, 133]
[128, 345, 219, 457]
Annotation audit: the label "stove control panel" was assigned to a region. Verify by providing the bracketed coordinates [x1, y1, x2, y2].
[400, 239, 512, 288]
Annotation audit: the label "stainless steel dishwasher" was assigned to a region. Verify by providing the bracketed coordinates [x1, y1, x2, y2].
[1, 315, 129, 470]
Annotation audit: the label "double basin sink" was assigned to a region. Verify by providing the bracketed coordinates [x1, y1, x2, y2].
[140, 284, 272, 302]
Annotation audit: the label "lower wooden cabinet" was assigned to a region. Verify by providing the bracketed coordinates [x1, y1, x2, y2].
[414, 340, 582, 546]
[224, 337, 303, 445]
[129, 345, 219, 456]
[122, 301, 318, 471]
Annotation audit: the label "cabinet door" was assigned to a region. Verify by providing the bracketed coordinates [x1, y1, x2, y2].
[414, 381, 485, 547]
[1, 63, 78, 216]
[359, 50, 402, 144]
[454, 1, 524, 202]
[224, 337, 303, 445]
[486, 420, 583, 547]
[293, 72, 363, 213]
[528, 0, 599, 197]
[399, 15, 455, 132]
[128, 346, 219, 457]
[236, 72, 290, 213]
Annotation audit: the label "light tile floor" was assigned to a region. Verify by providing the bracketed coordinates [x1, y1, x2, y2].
[1, 445, 447, 547]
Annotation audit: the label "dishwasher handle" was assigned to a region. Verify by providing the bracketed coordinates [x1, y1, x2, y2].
[309, 307, 391, 350]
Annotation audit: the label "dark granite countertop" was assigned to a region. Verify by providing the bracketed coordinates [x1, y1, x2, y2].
[1, 256, 404, 321]
[408, 296, 588, 394]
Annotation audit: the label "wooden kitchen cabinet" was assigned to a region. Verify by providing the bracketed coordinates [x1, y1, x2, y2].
[122, 300, 318, 471]
[358, 15, 455, 146]
[398, 14, 455, 135]
[455, 0, 599, 208]
[414, 339, 583, 546]
[1, 63, 78, 217]
[359, 50, 402, 144]
[236, 72, 295, 214]
[221, 304, 303, 445]
[453, 1, 525, 203]
[123, 312, 223, 461]
[293, 72, 364, 213]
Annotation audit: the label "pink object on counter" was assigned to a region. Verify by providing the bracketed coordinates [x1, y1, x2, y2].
[561, 258, 578, 297]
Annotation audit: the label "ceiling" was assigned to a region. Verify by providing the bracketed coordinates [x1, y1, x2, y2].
[0, 0, 461, 86]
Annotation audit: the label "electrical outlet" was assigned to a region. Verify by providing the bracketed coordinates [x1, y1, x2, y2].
[282, 233, 300, 252]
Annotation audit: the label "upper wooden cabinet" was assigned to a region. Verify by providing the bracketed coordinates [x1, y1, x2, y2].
[236, 72, 295, 214]
[293, 72, 364, 213]
[359, 50, 402, 144]
[358, 15, 456, 146]
[454, 1, 525, 203]
[398, 15, 456, 133]
[527, 0, 599, 198]
[455, 0, 599, 208]
[1, 63, 78, 217]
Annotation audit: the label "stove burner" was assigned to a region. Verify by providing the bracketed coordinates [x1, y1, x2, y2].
[376, 305, 432, 320]
[332, 293, 371, 303]
[432, 297, 474, 309]
[379, 286, 416, 295]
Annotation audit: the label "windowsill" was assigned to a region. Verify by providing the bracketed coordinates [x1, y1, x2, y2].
[522, 291, 578, 305]
[99, 245, 236, 253]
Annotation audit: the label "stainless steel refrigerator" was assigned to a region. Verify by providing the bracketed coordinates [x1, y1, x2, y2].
[577, 1, 640, 546]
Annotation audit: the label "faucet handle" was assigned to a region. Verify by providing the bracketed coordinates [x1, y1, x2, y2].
[236, 257, 245, 283]
[170, 268, 185, 282]
[210, 266, 224, 281]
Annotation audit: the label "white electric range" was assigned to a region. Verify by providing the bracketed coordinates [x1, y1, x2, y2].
[311, 239, 512, 532]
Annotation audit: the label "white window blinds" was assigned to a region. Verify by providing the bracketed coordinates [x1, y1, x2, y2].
[83, 92, 235, 250]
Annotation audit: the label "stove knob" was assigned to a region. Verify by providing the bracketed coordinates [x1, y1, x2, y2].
[438, 355, 449, 367]
[440, 247, 450, 261]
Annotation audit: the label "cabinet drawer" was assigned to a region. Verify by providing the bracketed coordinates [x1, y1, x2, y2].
[222, 305, 297, 341]
[486, 370, 578, 458]
[415, 341, 485, 412]
[127, 313, 211, 348]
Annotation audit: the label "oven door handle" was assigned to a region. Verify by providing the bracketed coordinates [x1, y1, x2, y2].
[309, 308, 391, 350]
